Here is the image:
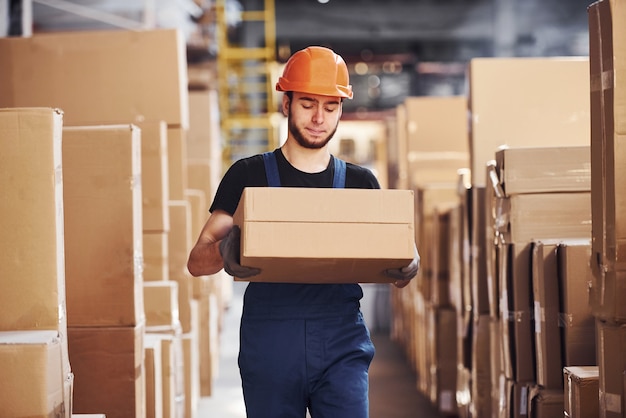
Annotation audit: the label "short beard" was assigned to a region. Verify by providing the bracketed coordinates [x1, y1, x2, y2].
[288, 103, 338, 150]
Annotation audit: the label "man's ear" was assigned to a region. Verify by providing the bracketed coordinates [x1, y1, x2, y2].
[281, 94, 290, 117]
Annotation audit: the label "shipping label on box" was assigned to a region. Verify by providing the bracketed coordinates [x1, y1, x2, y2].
[233, 187, 415, 283]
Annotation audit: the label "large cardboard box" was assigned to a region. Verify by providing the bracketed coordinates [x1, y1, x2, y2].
[182, 301, 200, 418]
[532, 240, 563, 390]
[143, 231, 169, 281]
[558, 241, 597, 367]
[494, 146, 591, 195]
[168, 200, 192, 280]
[187, 89, 221, 164]
[588, 0, 626, 324]
[144, 336, 163, 418]
[68, 324, 146, 418]
[233, 187, 415, 283]
[494, 192, 592, 243]
[0, 29, 189, 128]
[595, 319, 626, 418]
[145, 333, 185, 418]
[0, 330, 69, 418]
[187, 159, 219, 205]
[527, 386, 564, 418]
[499, 243, 535, 383]
[564, 366, 599, 418]
[403, 96, 469, 188]
[470, 315, 492, 418]
[168, 127, 188, 201]
[63, 125, 144, 327]
[470, 187, 490, 315]
[0, 108, 66, 332]
[426, 306, 458, 417]
[144, 281, 181, 331]
[138, 121, 170, 233]
[468, 57, 590, 187]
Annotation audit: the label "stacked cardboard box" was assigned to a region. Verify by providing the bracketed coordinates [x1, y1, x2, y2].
[388, 95, 470, 417]
[564, 366, 600, 418]
[0, 107, 74, 418]
[490, 146, 594, 416]
[588, 1, 626, 417]
[466, 56, 592, 418]
[387, 56, 595, 418]
[63, 124, 146, 418]
[0, 27, 228, 418]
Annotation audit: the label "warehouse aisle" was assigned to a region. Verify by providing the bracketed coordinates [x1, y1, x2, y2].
[197, 281, 445, 418]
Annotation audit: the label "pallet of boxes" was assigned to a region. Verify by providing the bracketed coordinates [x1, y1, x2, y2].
[0, 108, 74, 418]
[389, 95, 470, 418]
[0, 27, 224, 418]
[466, 53, 596, 418]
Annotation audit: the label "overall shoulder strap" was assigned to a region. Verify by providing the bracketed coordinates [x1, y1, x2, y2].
[262, 151, 281, 187]
[332, 156, 346, 189]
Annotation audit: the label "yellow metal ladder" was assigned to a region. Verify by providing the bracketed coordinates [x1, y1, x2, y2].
[215, 0, 279, 170]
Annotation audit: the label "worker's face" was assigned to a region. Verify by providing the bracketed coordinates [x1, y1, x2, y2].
[284, 92, 342, 149]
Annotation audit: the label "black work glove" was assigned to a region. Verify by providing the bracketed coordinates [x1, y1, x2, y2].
[384, 243, 420, 281]
[219, 225, 261, 278]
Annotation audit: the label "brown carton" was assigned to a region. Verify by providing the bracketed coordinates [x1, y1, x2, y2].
[0, 29, 189, 128]
[233, 187, 415, 283]
[403, 96, 469, 188]
[563, 366, 599, 418]
[138, 121, 170, 233]
[494, 192, 591, 243]
[63, 125, 144, 327]
[589, 0, 626, 279]
[144, 336, 163, 418]
[596, 319, 626, 418]
[499, 243, 535, 383]
[0, 108, 66, 331]
[468, 57, 590, 187]
[0, 330, 68, 418]
[531, 240, 563, 389]
[144, 281, 181, 331]
[143, 232, 169, 281]
[145, 333, 185, 418]
[68, 324, 146, 418]
[558, 241, 597, 367]
[527, 385, 564, 418]
[494, 146, 591, 195]
[187, 89, 221, 164]
[168, 127, 188, 201]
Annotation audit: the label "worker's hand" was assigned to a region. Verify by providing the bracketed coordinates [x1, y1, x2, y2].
[219, 225, 261, 278]
[385, 244, 419, 288]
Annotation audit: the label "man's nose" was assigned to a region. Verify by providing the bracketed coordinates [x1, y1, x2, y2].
[311, 106, 324, 123]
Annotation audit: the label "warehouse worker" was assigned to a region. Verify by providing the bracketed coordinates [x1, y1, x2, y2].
[187, 45, 419, 418]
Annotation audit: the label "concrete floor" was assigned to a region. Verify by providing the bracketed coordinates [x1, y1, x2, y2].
[197, 281, 446, 418]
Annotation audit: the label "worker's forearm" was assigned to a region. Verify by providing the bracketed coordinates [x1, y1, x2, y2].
[187, 240, 224, 277]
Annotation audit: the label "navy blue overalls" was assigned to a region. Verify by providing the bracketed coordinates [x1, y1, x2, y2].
[237, 151, 375, 418]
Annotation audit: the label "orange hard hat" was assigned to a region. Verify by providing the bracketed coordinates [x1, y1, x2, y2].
[276, 46, 353, 99]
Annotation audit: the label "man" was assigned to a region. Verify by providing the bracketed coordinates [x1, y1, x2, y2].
[187, 46, 419, 418]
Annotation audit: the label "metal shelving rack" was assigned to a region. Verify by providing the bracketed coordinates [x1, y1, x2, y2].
[215, 0, 279, 170]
